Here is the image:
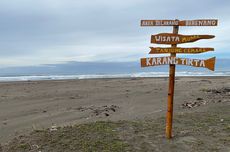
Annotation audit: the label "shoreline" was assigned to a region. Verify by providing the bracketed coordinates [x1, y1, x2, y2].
[0, 75, 229, 83]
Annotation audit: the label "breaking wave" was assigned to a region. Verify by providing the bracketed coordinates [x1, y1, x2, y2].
[0, 71, 229, 82]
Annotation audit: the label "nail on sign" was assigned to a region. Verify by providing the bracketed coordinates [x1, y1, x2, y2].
[141, 19, 218, 26]
[151, 33, 215, 45]
[140, 57, 215, 71]
[149, 47, 214, 54]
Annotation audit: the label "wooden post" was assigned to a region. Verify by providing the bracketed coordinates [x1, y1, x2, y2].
[166, 24, 179, 139]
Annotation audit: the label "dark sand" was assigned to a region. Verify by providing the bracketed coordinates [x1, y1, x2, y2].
[0, 77, 229, 144]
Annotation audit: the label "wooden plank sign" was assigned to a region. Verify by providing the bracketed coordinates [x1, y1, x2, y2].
[179, 20, 218, 26]
[141, 19, 218, 26]
[140, 57, 215, 71]
[141, 20, 179, 26]
[151, 33, 215, 44]
[149, 47, 214, 54]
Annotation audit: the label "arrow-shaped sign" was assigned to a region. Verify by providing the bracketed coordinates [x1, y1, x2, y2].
[140, 57, 215, 71]
[151, 33, 215, 44]
[149, 47, 214, 54]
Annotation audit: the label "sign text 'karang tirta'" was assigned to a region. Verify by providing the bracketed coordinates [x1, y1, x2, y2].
[141, 57, 215, 71]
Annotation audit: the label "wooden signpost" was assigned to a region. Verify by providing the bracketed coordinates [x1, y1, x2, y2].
[140, 19, 218, 139]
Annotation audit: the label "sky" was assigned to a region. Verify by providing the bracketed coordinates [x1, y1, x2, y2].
[0, 0, 229, 67]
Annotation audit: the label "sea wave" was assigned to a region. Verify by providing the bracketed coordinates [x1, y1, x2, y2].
[0, 71, 229, 82]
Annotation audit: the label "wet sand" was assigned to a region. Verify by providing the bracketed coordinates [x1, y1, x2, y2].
[0, 77, 229, 143]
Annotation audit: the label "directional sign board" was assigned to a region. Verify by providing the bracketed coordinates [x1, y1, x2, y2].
[139, 18, 218, 139]
[141, 19, 218, 26]
[151, 33, 215, 44]
[141, 57, 215, 71]
[149, 47, 214, 54]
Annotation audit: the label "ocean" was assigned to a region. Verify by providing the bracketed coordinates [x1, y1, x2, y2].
[0, 59, 229, 82]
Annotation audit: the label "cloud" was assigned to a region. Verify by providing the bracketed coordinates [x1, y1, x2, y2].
[0, 0, 229, 67]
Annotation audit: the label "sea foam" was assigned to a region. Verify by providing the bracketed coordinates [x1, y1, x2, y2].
[0, 71, 229, 82]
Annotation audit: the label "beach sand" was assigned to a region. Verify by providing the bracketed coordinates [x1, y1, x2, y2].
[0, 77, 229, 143]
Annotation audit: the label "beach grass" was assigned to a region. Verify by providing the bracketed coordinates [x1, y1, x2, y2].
[1, 103, 230, 152]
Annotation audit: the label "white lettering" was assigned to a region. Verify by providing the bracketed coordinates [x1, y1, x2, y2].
[154, 36, 180, 42]
[200, 60, 205, 67]
[168, 57, 173, 64]
[185, 20, 217, 26]
[174, 57, 178, 64]
[156, 21, 161, 26]
[175, 36, 180, 41]
[155, 36, 161, 42]
[194, 59, 199, 66]
[146, 58, 152, 66]
[166, 36, 170, 41]
[152, 58, 157, 65]
[211, 20, 216, 25]
[157, 58, 161, 64]
[144, 57, 208, 68]
[188, 59, 193, 66]
[181, 58, 186, 65]
[162, 57, 168, 64]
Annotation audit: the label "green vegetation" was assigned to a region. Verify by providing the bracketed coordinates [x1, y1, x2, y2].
[2, 104, 230, 152]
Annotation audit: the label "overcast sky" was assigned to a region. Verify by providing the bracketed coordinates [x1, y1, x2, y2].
[0, 0, 229, 67]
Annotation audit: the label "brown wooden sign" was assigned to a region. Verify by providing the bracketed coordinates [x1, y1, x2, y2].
[141, 19, 218, 26]
[141, 57, 215, 71]
[149, 47, 214, 54]
[151, 33, 215, 44]
[139, 18, 217, 139]
[141, 20, 179, 26]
